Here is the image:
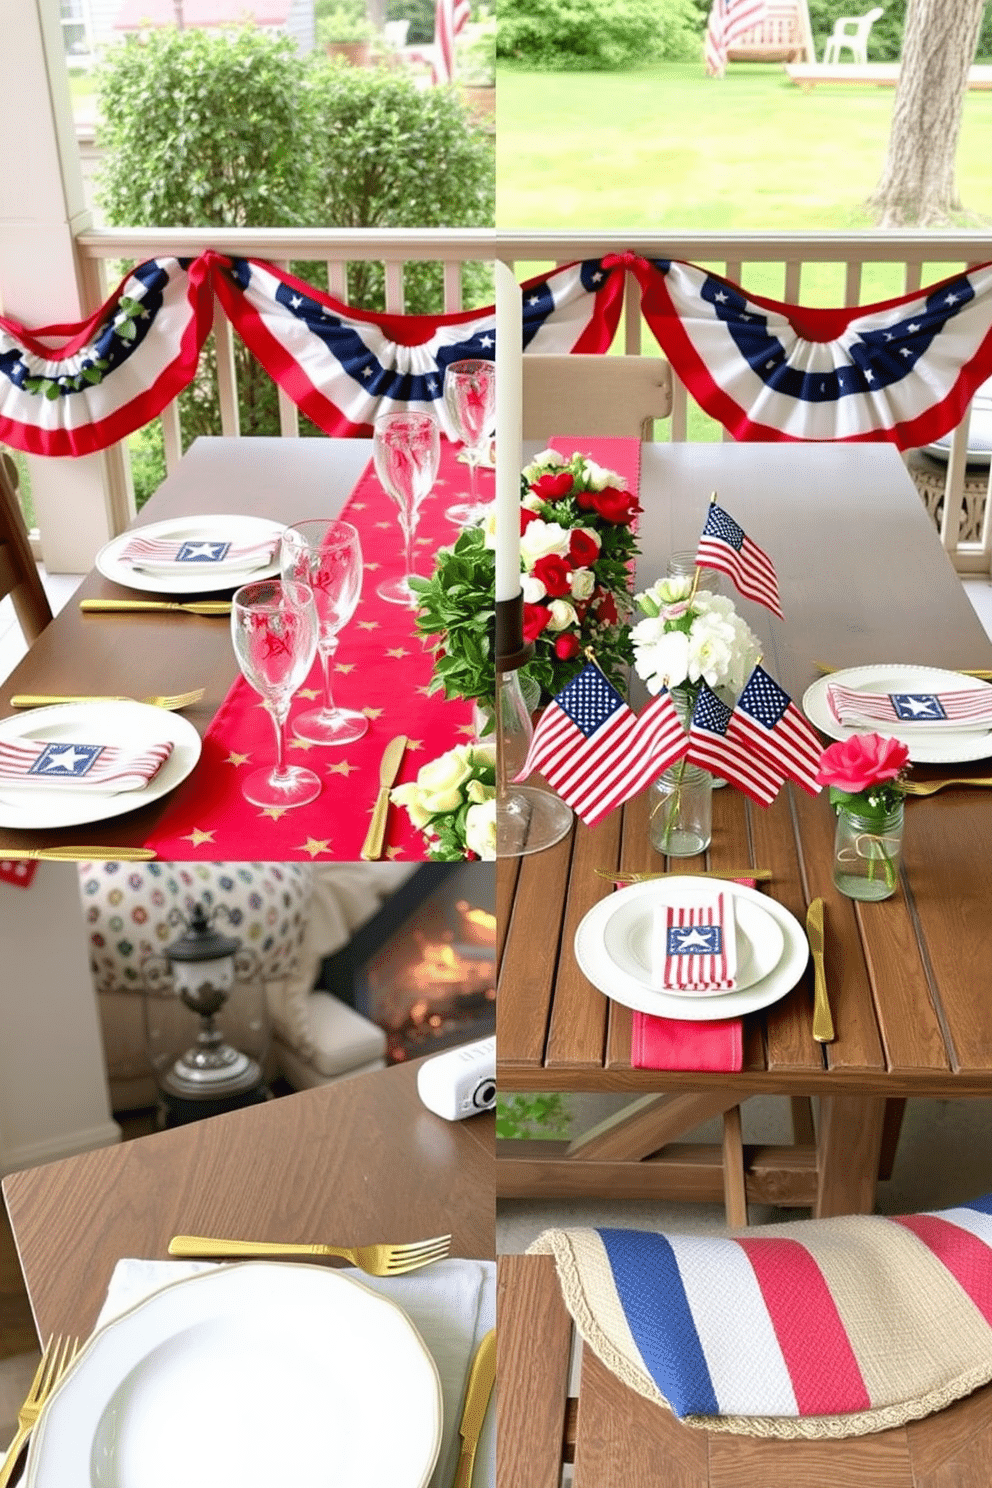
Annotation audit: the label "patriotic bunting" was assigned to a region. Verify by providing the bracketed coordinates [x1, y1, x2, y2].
[514, 664, 688, 827]
[696, 500, 783, 619]
[730, 664, 823, 795]
[687, 683, 785, 805]
[532, 1195, 992, 1436]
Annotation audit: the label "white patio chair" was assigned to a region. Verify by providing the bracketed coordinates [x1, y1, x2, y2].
[521, 354, 673, 442]
[822, 6, 884, 65]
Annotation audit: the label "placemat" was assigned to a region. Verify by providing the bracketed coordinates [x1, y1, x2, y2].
[145, 441, 479, 861]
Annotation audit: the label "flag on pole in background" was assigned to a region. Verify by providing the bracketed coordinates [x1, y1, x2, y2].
[514, 664, 689, 827]
[696, 500, 784, 619]
[705, 0, 768, 77]
[435, 0, 472, 82]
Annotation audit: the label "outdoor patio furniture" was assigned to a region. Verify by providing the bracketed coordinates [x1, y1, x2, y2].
[521, 354, 673, 442]
[823, 7, 884, 66]
[497, 440, 992, 1223]
[726, 0, 814, 63]
[0, 453, 51, 645]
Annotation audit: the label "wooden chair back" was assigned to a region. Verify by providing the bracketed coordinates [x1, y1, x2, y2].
[0, 453, 52, 644]
[727, 0, 813, 62]
[521, 354, 673, 442]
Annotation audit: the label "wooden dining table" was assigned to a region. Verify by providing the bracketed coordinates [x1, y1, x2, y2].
[497, 441, 992, 1220]
[0, 436, 372, 855]
[2, 1057, 494, 1341]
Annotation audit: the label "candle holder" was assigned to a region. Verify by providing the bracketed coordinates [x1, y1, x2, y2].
[496, 594, 573, 857]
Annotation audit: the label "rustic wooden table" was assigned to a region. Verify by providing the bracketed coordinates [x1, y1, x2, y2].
[2, 1059, 494, 1340]
[497, 1253, 992, 1488]
[0, 436, 369, 855]
[497, 442, 992, 1219]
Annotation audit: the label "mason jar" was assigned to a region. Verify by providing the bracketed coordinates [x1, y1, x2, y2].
[667, 550, 720, 591]
[649, 762, 713, 857]
[832, 801, 904, 901]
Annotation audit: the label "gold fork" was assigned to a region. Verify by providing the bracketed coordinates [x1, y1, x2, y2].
[903, 776, 992, 797]
[9, 688, 205, 711]
[168, 1232, 452, 1277]
[0, 1335, 80, 1487]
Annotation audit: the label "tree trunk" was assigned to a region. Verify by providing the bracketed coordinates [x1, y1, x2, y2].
[868, 0, 985, 226]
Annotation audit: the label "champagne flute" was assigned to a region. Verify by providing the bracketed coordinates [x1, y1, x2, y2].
[280, 519, 368, 746]
[443, 358, 497, 526]
[372, 410, 441, 607]
[231, 579, 321, 808]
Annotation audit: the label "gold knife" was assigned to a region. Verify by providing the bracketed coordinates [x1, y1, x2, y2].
[451, 1330, 496, 1488]
[80, 599, 232, 616]
[599, 868, 773, 884]
[360, 735, 407, 861]
[806, 897, 835, 1043]
[0, 846, 156, 861]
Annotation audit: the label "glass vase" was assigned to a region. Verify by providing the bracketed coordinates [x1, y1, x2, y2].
[649, 761, 713, 857]
[497, 667, 573, 857]
[832, 801, 904, 901]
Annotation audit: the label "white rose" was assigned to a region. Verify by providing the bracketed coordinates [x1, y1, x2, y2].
[519, 519, 571, 567]
[469, 741, 497, 773]
[546, 599, 579, 632]
[569, 566, 596, 601]
[521, 574, 547, 604]
[580, 458, 624, 492]
[464, 798, 497, 860]
[630, 619, 691, 692]
[481, 509, 498, 550]
[390, 781, 433, 830]
[521, 492, 544, 512]
[466, 777, 496, 805]
[415, 745, 475, 814]
[523, 448, 567, 477]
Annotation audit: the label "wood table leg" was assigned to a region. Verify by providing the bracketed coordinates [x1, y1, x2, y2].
[722, 1106, 748, 1228]
[497, 1255, 573, 1488]
[815, 1096, 886, 1218]
[877, 1098, 907, 1181]
[566, 1092, 746, 1163]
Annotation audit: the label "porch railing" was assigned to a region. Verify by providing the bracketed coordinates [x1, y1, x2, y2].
[74, 226, 992, 573]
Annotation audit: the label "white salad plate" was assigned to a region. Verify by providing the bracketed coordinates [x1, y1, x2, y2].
[574, 877, 808, 1022]
[803, 664, 992, 763]
[96, 514, 285, 595]
[0, 702, 200, 829]
[25, 1263, 443, 1488]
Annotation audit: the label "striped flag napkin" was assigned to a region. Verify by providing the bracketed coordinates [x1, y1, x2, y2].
[0, 739, 173, 792]
[652, 889, 737, 992]
[827, 682, 992, 732]
[119, 534, 277, 575]
[531, 1193, 992, 1437]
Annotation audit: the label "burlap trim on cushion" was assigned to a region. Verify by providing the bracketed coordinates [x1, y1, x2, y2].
[528, 1227, 992, 1439]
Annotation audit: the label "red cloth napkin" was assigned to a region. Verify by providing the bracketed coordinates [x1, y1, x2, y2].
[631, 878, 755, 1072]
[144, 440, 477, 861]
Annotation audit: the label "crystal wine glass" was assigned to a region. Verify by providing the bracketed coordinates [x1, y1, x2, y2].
[372, 410, 441, 607]
[231, 578, 321, 808]
[443, 358, 496, 526]
[280, 519, 368, 746]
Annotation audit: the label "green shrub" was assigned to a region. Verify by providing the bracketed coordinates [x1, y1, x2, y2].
[497, 0, 700, 70]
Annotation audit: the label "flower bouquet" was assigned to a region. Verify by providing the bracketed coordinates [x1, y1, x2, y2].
[816, 733, 909, 899]
[390, 742, 496, 861]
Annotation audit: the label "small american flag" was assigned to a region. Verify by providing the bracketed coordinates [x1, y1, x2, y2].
[827, 682, 992, 730]
[696, 501, 784, 620]
[514, 664, 688, 827]
[435, 0, 472, 83]
[687, 683, 784, 805]
[730, 664, 823, 795]
[656, 889, 737, 992]
[705, 0, 768, 78]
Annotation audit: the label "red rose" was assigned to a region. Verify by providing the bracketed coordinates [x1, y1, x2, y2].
[523, 603, 551, 642]
[554, 633, 582, 660]
[531, 471, 574, 501]
[815, 733, 909, 794]
[592, 591, 618, 625]
[520, 507, 540, 534]
[530, 554, 572, 598]
[568, 529, 600, 567]
[575, 490, 598, 512]
[591, 486, 641, 524]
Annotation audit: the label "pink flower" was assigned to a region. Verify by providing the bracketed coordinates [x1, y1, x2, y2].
[815, 733, 909, 794]
[661, 600, 691, 622]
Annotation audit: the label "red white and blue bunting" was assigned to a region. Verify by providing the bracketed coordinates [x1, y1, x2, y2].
[2, 249, 992, 456]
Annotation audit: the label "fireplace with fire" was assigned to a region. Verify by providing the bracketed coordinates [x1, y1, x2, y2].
[316, 864, 496, 1063]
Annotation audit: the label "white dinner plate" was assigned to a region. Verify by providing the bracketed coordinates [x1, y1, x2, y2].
[0, 702, 200, 829]
[574, 878, 808, 1021]
[602, 887, 785, 998]
[803, 664, 992, 763]
[96, 515, 285, 595]
[25, 1264, 443, 1488]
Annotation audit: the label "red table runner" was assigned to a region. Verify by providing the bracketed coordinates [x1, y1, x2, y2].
[145, 440, 480, 861]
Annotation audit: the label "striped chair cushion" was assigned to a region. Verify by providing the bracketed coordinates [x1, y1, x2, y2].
[530, 1198, 992, 1439]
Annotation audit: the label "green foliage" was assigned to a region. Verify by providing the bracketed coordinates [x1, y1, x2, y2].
[388, 0, 436, 44]
[126, 423, 167, 510]
[316, 3, 376, 43]
[497, 0, 700, 70]
[496, 1093, 571, 1140]
[411, 526, 495, 707]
